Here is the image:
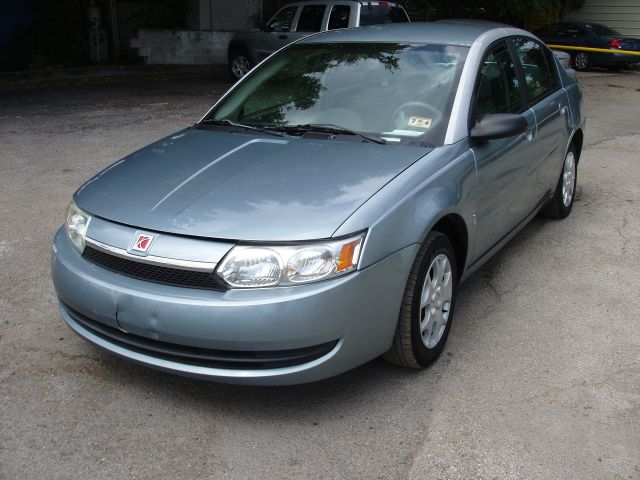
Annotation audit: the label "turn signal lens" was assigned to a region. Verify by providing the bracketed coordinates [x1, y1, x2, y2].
[217, 233, 365, 288]
[337, 240, 362, 272]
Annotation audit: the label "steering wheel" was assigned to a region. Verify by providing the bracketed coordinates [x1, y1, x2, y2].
[392, 101, 441, 131]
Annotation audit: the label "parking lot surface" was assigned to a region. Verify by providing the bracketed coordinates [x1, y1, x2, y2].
[1, 71, 639, 480]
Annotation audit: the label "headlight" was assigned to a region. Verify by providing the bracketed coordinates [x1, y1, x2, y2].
[65, 201, 92, 252]
[217, 233, 365, 288]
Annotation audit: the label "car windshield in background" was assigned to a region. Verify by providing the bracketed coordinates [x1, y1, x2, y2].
[589, 24, 621, 36]
[205, 43, 468, 147]
[359, 4, 409, 25]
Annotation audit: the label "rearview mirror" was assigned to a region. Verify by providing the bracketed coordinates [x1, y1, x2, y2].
[470, 113, 528, 141]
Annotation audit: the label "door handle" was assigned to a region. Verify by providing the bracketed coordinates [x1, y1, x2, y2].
[278, 34, 288, 40]
[524, 127, 535, 142]
[550, 101, 567, 116]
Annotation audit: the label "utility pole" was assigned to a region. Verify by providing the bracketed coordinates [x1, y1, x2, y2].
[108, 0, 120, 61]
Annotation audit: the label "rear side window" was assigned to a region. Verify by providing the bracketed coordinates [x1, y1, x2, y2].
[359, 4, 409, 26]
[328, 5, 351, 30]
[590, 23, 621, 36]
[296, 5, 326, 32]
[558, 24, 586, 38]
[268, 6, 297, 32]
[511, 38, 559, 104]
[473, 44, 524, 119]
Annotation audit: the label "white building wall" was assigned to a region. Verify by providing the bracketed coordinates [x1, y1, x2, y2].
[130, 0, 262, 65]
[562, 0, 640, 37]
[131, 30, 234, 65]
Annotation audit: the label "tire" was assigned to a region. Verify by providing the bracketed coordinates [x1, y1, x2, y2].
[384, 231, 457, 368]
[228, 49, 253, 80]
[572, 52, 590, 71]
[540, 144, 578, 219]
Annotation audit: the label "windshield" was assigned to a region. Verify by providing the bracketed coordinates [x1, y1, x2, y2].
[205, 42, 468, 146]
[359, 5, 409, 25]
[590, 24, 621, 36]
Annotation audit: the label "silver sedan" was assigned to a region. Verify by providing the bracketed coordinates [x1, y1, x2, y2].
[52, 22, 584, 385]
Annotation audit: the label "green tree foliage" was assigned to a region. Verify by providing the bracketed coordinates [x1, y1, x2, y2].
[403, 0, 563, 27]
[1, 0, 90, 70]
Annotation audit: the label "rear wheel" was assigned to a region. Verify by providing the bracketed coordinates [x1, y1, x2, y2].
[384, 231, 457, 368]
[573, 52, 590, 71]
[540, 145, 578, 219]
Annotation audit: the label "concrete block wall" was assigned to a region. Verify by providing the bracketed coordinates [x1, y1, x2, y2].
[131, 30, 235, 65]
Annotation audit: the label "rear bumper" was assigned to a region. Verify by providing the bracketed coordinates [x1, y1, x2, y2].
[591, 51, 639, 66]
[52, 228, 417, 385]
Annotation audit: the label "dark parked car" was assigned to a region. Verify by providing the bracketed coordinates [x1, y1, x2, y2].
[227, 0, 409, 79]
[535, 21, 640, 71]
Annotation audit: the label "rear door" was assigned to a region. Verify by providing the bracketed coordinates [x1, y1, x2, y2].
[471, 41, 539, 259]
[510, 37, 570, 200]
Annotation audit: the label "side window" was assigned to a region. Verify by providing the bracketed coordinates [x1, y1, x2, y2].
[473, 44, 524, 119]
[296, 5, 326, 32]
[268, 6, 297, 32]
[556, 24, 572, 37]
[511, 38, 559, 104]
[328, 5, 351, 30]
[565, 24, 585, 38]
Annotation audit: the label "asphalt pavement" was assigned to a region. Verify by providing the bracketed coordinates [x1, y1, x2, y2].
[0, 71, 638, 480]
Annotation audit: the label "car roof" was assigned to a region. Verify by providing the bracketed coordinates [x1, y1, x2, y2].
[548, 21, 600, 27]
[286, 0, 402, 4]
[300, 21, 510, 47]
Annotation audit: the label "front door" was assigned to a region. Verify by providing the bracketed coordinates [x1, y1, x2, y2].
[254, 5, 300, 61]
[470, 41, 539, 260]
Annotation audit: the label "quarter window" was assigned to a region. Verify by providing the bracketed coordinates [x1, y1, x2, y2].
[268, 6, 297, 32]
[511, 38, 559, 104]
[328, 5, 351, 30]
[473, 44, 524, 119]
[296, 5, 326, 32]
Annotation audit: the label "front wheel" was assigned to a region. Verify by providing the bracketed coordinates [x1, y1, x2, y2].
[228, 50, 253, 80]
[384, 231, 457, 368]
[540, 145, 578, 219]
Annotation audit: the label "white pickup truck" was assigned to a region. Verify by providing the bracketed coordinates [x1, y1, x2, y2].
[227, 1, 410, 79]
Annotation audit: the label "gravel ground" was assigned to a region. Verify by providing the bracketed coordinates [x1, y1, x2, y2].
[0, 71, 639, 480]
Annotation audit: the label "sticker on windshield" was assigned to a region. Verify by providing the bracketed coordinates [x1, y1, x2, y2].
[408, 116, 432, 129]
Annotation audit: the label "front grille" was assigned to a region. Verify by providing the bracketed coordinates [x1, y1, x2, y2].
[83, 246, 226, 291]
[64, 304, 338, 370]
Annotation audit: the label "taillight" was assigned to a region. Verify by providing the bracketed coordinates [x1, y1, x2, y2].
[609, 39, 622, 49]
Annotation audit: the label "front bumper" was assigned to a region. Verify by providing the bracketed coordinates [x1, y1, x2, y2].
[52, 228, 417, 385]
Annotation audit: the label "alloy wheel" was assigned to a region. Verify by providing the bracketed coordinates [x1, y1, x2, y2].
[419, 254, 453, 349]
[574, 52, 589, 70]
[231, 56, 251, 79]
[562, 151, 576, 207]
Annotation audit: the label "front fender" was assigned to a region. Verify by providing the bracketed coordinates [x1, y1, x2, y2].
[333, 140, 477, 271]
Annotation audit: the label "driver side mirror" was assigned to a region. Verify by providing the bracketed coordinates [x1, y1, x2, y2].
[470, 113, 528, 142]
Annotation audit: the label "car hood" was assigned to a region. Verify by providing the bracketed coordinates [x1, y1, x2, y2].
[75, 128, 431, 241]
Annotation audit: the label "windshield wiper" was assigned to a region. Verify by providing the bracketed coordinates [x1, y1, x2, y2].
[276, 123, 387, 145]
[198, 119, 285, 137]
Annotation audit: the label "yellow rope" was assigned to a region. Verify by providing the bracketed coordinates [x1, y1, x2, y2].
[547, 44, 640, 57]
